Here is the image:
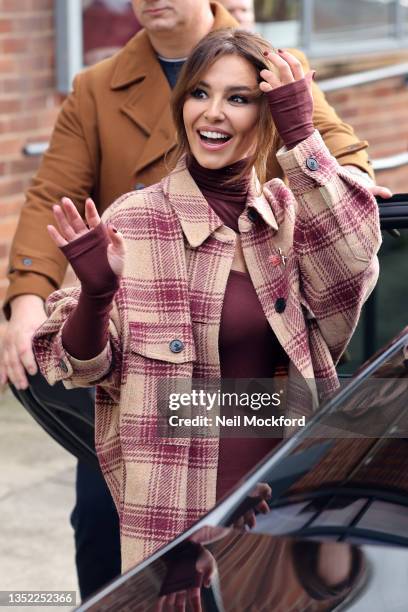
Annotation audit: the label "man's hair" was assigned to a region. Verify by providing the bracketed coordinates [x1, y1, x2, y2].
[171, 28, 278, 184]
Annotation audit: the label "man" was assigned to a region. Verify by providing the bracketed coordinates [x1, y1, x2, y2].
[218, 0, 255, 29]
[0, 0, 389, 600]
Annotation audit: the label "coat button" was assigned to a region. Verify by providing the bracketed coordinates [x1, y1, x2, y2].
[22, 257, 32, 266]
[59, 359, 68, 373]
[275, 297, 286, 313]
[134, 182, 145, 190]
[247, 208, 259, 222]
[169, 339, 184, 353]
[306, 157, 319, 171]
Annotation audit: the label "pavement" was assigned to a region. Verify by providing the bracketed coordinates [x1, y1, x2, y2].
[0, 388, 79, 611]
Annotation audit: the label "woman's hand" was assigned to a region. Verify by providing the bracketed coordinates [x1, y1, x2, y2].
[259, 49, 315, 149]
[155, 547, 217, 612]
[48, 197, 125, 277]
[259, 49, 306, 92]
[233, 482, 272, 530]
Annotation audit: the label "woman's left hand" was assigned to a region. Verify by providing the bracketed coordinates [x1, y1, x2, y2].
[259, 49, 306, 92]
[259, 50, 315, 149]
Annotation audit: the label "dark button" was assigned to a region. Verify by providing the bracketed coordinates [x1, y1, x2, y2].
[169, 339, 184, 354]
[247, 208, 259, 222]
[306, 157, 319, 171]
[59, 359, 68, 373]
[134, 182, 145, 190]
[22, 257, 32, 266]
[275, 297, 286, 314]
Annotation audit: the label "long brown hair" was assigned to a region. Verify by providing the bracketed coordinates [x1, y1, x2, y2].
[170, 28, 278, 184]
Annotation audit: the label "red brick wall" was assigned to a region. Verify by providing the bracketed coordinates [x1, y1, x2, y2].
[0, 0, 60, 319]
[325, 75, 408, 192]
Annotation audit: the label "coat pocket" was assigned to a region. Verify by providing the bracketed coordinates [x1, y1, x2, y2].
[128, 321, 196, 364]
[120, 321, 197, 447]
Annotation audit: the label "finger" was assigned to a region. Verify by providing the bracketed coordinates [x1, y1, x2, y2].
[259, 81, 273, 93]
[6, 344, 29, 389]
[0, 348, 8, 384]
[251, 482, 272, 499]
[47, 224, 68, 248]
[244, 510, 256, 529]
[200, 561, 216, 588]
[257, 500, 270, 514]
[17, 340, 38, 377]
[106, 224, 125, 254]
[52, 204, 77, 242]
[233, 516, 244, 529]
[85, 198, 101, 229]
[259, 68, 282, 89]
[263, 51, 294, 85]
[368, 185, 393, 199]
[61, 197, 88, 234]
[153, 596, 165, 612]
[175, 591, 186, 612]
[188, 587, 202, 612]
[276, 49, 304, 81]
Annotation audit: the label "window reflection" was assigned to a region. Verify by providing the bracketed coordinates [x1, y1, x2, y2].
[313, 0, 395, 42]
[357, 501, 408, 537]
[82, 0, 141, 66]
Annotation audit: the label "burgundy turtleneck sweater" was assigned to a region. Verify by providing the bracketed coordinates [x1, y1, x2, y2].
[188, 157, 287, 499]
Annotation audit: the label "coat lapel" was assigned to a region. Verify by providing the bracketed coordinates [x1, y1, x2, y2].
[109, 4, 238, 178]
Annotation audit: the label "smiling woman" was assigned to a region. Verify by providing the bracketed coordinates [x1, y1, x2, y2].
[172, 29, 278, 181]
[33, 28, 381, 574]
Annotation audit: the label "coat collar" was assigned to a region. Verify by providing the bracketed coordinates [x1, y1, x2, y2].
[163, 158, 278, 248]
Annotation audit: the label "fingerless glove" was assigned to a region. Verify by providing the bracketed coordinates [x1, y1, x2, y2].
[60, 223, 120, 360]
[267, 71, 315, 149]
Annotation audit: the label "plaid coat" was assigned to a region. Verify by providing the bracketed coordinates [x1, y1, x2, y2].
[33, 131, 381, 571]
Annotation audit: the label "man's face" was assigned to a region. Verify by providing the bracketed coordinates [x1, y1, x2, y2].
[132, 0, 205, 32]
[219, 0, 255, 30]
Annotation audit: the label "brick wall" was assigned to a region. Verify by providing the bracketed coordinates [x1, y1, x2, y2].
[325, 75, 408, 192]
[0, 6, 407, 332]
[0, 0, 60, 322]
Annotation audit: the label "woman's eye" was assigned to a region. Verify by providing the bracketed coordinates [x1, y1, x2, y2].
[229, 94, 249, 104]
[190, 88, 207, 99]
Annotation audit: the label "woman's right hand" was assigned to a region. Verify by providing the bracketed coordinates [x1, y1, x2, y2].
[48, 197, 126, 278]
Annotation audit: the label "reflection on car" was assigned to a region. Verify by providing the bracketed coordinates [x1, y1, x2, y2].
[76, 327, 408, 611]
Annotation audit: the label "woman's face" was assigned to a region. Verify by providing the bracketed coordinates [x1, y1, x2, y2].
[183, 54, 261, 169]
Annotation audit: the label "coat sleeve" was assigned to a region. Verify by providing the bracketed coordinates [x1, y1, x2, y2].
[4, 70, 99, 318]
[275, 129, 381, 365]
[33, 194, 127, 401]
[32, 284, 123, 400]
[31, 201, 127, 399]
[288, 49, 374, 179]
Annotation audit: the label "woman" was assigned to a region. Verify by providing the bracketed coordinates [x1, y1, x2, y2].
[33, 29, 381, 572]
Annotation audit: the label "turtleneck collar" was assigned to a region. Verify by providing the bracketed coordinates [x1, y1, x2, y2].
[187, 156, 253, 233]
[187, 156, 251, 207]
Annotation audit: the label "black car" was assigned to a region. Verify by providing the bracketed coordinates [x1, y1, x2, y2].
[74, 325, 408, 612]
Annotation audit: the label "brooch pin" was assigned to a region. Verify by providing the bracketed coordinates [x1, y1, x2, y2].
[269, 248, 287, 267]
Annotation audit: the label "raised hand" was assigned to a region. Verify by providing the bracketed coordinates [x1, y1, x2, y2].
[48, 197, 125, 277]
[259, 49, 315, 149]
[259, 49, 307, 92]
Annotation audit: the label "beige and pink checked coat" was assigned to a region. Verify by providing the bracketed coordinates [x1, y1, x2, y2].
[33, 131, 381, 571]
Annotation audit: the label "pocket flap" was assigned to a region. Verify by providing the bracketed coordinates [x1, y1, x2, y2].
[129, 321, 196, 363]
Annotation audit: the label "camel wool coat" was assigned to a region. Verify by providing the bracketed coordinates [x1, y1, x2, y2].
[33, 131, 381, 572]
[5, 2, 373, 315]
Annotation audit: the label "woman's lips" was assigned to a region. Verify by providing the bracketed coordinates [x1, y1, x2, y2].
[145, 7, 168, 15]
[197, 132, 233, 152]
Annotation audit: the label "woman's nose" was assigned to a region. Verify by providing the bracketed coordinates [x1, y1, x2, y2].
[203, 99, 225, 122]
